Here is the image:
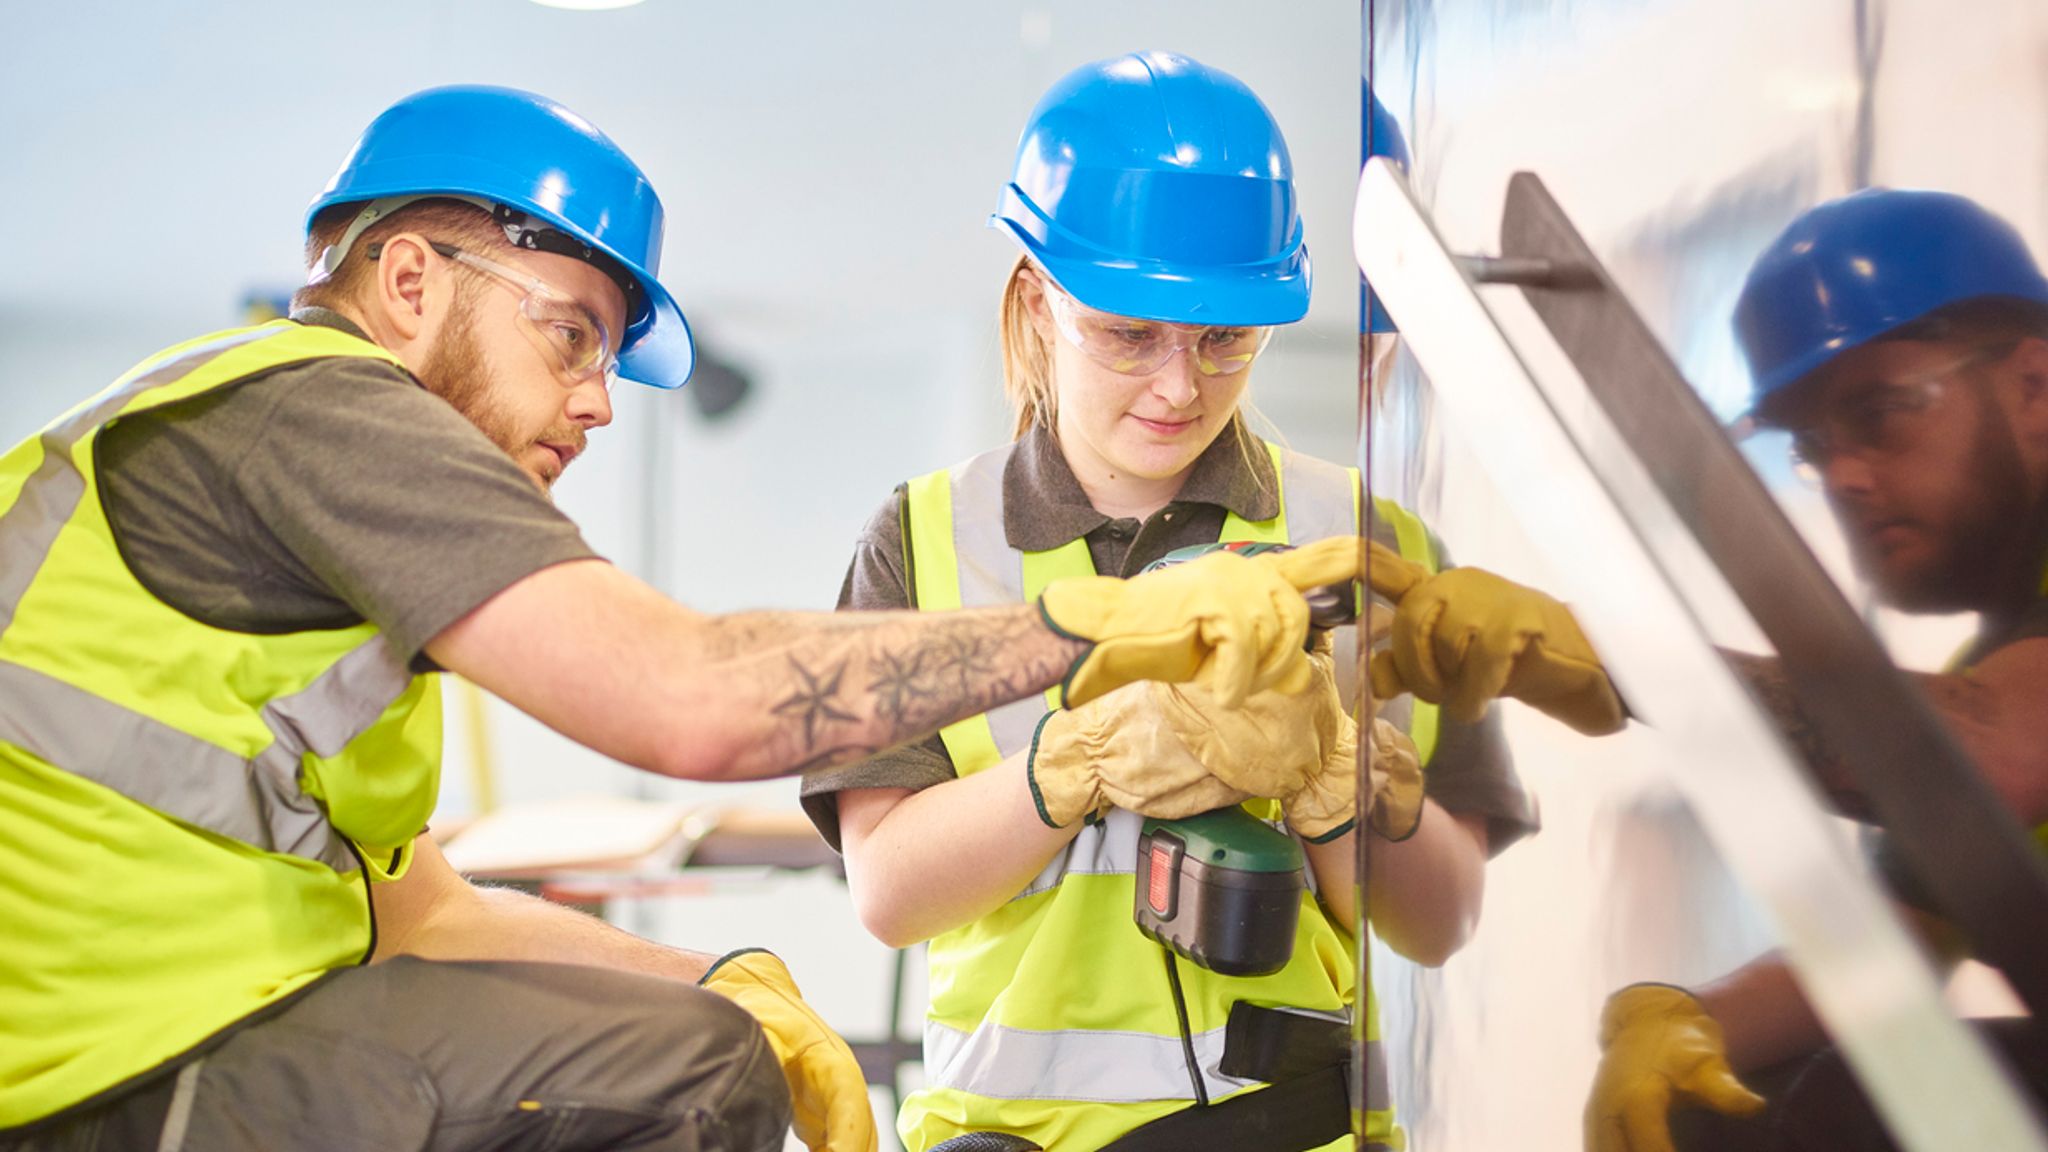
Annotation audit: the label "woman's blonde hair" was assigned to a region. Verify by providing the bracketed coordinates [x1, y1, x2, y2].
[997, 254, 1258, 460]
[997, 255, 1056, 440]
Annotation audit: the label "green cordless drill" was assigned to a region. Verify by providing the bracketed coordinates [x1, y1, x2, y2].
[1131, 541, 1356, 977]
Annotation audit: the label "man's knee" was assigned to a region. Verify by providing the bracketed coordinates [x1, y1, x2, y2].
[635, 986, 793, 1149]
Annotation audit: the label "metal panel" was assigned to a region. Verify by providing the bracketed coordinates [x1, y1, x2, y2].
[1499, 170, 2048, 1020]
[1354, 155, 2048, 1152]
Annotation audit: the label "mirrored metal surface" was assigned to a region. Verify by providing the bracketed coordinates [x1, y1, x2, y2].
[1359, 2, 2048, 1148]
[1357, 156, 2046, 1152]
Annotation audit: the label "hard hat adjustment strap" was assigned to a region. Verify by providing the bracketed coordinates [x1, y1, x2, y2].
[488, 202, 642, 313]
[311, 194, 457, 283]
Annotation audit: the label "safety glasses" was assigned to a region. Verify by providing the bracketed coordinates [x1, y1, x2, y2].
[1042, 286, 1273, 377]
[424, 241, 619, 389]
[1781, 343, 2011, 484]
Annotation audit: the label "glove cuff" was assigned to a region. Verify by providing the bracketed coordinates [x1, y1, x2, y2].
[1036, 595, 1097, 706]
[1300, 816, 1356, 844]
[1599, 982, 1703, 1045]
[701, 947, 776, 987]
[1371, 806, 1422, 843]
[1024, 709, 1089, 824]
[1282, 776, 1357, 841]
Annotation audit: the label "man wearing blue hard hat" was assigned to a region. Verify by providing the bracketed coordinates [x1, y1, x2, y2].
[0, 86, 1366, 1152]
[1584, 189, 2048, 1152]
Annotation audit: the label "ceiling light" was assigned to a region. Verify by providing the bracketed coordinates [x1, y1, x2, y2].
[530, 0, 646, 10]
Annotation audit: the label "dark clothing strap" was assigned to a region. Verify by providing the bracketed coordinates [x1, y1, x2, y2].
[1096, 1063, 1354, 1152]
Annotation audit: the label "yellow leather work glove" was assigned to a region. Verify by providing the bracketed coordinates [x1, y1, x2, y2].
[1039, 536, 1360, 709]
[1358, 604, 1426, 841]
[1147, 646, 1425, 843]
[1026, 682, 1254, 828]
[1364, 717, 1424, 841]
[1365, 539, 1626, 735]
[701, 950, 878, 1152]
[1585, 984, 1766, 1152]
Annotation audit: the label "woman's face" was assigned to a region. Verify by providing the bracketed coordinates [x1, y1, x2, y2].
[1023, 273, 1256, 484]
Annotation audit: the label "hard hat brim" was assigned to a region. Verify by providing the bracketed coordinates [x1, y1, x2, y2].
[992, 216, 1312, 328]
[617, 280, 695, 390]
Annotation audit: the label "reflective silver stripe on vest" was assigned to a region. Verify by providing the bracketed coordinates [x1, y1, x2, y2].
[924, 1010, 1384, 1111]
[0, 328, 282, 636]
[0, 326, 406, 872]
[246, 636, 416, 868]
[948, 446, 1069, 754]
[1013, 808, 1142, 901]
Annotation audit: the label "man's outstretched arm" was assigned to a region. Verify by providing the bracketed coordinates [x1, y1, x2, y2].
[1722, 642, 2048, 825]
[426, 540, 1355, 783]
[428, 559, 1080, 782]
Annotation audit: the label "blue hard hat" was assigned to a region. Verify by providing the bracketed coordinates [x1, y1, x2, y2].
[991, 51, 1310, 327]
[1361, 83, 1411, 335]
[309, 85, 693, 389]
[1734, 188, 2048, 407]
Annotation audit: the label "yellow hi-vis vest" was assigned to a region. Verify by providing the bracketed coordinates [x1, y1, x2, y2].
[896, 437, 1440, 1152]
[0, 321, 443, 1128]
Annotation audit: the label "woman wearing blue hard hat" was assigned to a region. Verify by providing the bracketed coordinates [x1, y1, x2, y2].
[801, 55, 1536, 1152]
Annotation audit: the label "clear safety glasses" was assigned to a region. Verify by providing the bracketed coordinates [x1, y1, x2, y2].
[1780, 343, 2011, 485]
[428, 242, 619, 388]
[1043, 287, 1273, 377]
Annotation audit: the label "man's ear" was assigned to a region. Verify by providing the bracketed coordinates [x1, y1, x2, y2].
[2001, 335, 2048, 474]
[370, 233, 436, 343]
[2004, 336, 2048, 413]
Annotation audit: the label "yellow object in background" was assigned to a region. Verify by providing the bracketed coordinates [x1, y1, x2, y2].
[1025, 682, 1254, 828]
[1362, 718, 1425, 841]
[1585, 984, 1766, 1152]
[1142, 647, 1356, 841]
[1040, 536, 1360, 708]
[702, 949, 879, 1152]
[1365, 540, 1627, 735]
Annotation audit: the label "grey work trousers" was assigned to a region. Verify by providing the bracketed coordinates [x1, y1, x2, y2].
[2, 957, 793, 1152]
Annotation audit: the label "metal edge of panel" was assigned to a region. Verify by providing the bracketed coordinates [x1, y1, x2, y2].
[1351, 156, 2046, 1152]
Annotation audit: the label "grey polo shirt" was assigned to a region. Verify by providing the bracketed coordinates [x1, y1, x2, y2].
[800, 422, 1539, 855]
[95, 309, 600, 670]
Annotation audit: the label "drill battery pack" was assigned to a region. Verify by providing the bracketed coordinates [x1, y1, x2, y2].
[1134, 809, 1307, 977]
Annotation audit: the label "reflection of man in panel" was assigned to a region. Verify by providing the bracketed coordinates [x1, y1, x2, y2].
[1583, 188, 2048, 1152]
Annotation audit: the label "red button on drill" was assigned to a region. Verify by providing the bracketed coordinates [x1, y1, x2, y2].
[1148, 843, 1175, 915]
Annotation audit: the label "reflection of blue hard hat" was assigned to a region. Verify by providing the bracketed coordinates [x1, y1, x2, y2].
[991, 51, 1309, 326]
[1361, 83, 1411, 335]
[1735, 188, 2048, 406]
[309, 85, 694, 389]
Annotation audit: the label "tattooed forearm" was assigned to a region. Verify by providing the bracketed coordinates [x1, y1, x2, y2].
[1721, 650, 1864, 808]
[696, 605, 1086, 777]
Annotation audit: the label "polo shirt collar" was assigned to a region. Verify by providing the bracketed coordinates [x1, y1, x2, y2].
[1000, 421, 1280, 552]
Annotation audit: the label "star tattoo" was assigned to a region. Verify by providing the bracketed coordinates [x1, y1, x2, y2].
[773, 656, 859, 749]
